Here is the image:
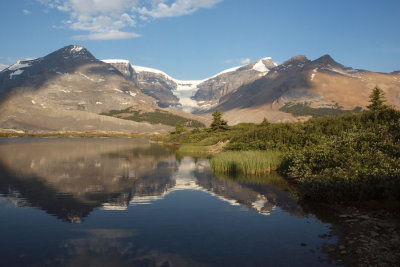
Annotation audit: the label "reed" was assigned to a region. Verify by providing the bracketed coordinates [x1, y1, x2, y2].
[211, 151, 283, 175]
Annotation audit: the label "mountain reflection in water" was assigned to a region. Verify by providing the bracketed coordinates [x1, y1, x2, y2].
[0, 138, 335, 266]
[0, 138, 303, 222]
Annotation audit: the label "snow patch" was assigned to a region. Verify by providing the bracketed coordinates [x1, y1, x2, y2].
[31, 100, 36, 104]
[60, 89, 71, 93]
[78, 72, 95, 82]
[96, 102, 103, 105]
[210, 66, 242, 78]
[121, 102, 130, 105]
[70, 46, 83, 53]
[8, 61, 31, 71]
[9, 69, 24, 78]
[311, 73, 316, 80]
[129, 91, 137, 97]
[102, 59, 130, 64]
[253, 60, 269, 73]
[113, 88, 123, 93]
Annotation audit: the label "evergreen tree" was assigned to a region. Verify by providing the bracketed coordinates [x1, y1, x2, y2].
[211, 109, 228, 131]
[367, 86, 387, 112]
[261, 117, 270, 126]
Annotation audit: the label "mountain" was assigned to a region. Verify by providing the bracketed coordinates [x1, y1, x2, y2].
[2, 46, 399, 131]
[104, 57, 277, 112]
[211, 55, 400, 124]
[103, 60, 204, 112]
[0, 64, 7, 71]
[193, 57, 277, 108]
[0, 45, 172, 133]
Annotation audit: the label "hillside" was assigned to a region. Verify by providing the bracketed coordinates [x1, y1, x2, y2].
[211, 55, 400, 124]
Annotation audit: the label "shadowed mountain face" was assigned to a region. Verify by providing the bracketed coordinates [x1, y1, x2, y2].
[103, 60, 180, 108]
[0, 46, 171, 133]
[0, 139, 304, 222]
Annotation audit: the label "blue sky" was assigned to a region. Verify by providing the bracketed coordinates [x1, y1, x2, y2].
[0, 0, 399, 80]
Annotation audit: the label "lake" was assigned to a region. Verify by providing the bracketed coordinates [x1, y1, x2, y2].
[0, 138, 338, 266]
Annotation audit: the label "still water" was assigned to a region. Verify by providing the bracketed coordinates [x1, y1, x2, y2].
[0, 138, 337, 266]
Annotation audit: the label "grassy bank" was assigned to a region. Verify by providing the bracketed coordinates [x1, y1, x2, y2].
[101, 108, 205, 127]
[211, 151, 282, 175]
[156, 101, 400, 203]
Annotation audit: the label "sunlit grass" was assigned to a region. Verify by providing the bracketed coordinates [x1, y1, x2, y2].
[177, 144, 211, 153]
[211, 151, 283, 175]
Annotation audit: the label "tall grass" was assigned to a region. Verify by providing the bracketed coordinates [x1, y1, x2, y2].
[211, 151, 283, 175]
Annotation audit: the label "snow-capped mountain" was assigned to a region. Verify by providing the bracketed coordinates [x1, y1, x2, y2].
[0, 45, 170, 133]
[103, 57, 277, 112]
[193, 57, 277, 108]
[213, 54, 400, 124]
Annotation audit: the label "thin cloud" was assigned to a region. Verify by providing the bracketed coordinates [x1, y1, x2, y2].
[37, 0, 223, 40]
[138, 0, 222, 19]
[73, 30, 140, 40]
[23, 9, 31, 15]
[224, 59, 232, 64]
[240, 58, 251, 64]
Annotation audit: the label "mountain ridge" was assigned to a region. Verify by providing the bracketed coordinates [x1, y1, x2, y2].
[1, 44, 399, 131]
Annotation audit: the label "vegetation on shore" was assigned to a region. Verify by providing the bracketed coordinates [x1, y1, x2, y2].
[211, 151, 282, 175]
[101, 108, 205, 127]
[279, 102, 362, 118]
[158, 87, 400, 203]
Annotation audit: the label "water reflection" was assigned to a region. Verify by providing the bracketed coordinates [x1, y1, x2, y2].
[0, 139, 304, 221]
[0, 138, 176, 222]
[0, 138, 335, 266]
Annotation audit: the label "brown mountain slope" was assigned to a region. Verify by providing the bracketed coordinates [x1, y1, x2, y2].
[212, 55, 400, 124]
[0, 46, 173, 133]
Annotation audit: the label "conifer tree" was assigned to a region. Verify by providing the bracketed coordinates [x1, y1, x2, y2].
[367, 86, 387, 112]
[211, 109, 228, 131]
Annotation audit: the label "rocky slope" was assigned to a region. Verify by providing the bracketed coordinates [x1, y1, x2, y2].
[193, 57, 277, 108]
[212, 55, 400, 124]
[0, 45, 171, 133]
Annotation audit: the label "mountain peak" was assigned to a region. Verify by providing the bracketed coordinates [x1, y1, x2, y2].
[282, 55, 309, 65]
[312, 54, 346, 70]
[49, 45, 95, 61]
[314, 54, 338, 65]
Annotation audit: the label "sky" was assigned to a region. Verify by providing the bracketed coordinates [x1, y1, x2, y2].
[0, 0, 399, 80]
